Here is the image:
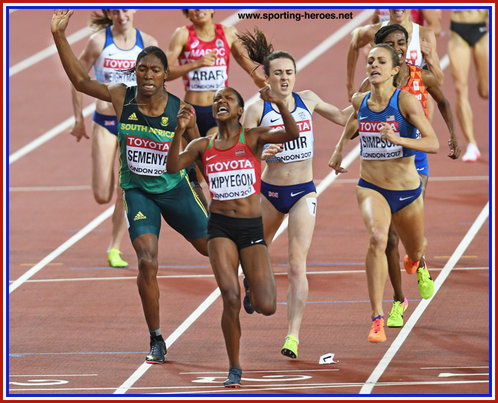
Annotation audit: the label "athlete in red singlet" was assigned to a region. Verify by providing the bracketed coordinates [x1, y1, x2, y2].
[165, 9, 266, 209]
[166, 86, 299, 388]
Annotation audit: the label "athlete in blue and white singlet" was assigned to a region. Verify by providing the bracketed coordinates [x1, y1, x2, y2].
[242, 44, 349, 358]
[329, 44, 439, 343]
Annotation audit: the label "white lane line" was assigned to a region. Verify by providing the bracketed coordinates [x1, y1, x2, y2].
[8, 205, 114, 294]
[7, 379, 490, 393]
[439, 372, 489, 378]
[9, 26, 93, 76]
[360, 202, 490, 394]
[113, 11, 373, 395]
[12, 266, 489, 285]
[9, 103, 96, 164]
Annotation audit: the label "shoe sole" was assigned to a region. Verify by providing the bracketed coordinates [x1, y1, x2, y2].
[146, 359, 165, 364]
[368, 338, 386, 343]
[281, 348, 297, 359]
[224, 383, 241, 388]
[387, 322, 403, 328]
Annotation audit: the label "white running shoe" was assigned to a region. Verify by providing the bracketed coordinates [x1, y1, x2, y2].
[462, 143, 481, 162]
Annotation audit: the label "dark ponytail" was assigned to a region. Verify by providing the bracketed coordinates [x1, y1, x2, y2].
[238, 28, 296, 76]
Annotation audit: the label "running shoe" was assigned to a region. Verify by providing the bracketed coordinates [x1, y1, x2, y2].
[223, 367, 242, 388]
[368, 315, 386, 343]
[403, 255, 419, 274]
[417, 262, 434, 299]
[462, 143, 481, 162]
[145, 337, 166, 364]
[242, 277, 255, 314]
[387, 298, 409, 328]
[281, 335, 298, 359]
[108, 248, 128, 268]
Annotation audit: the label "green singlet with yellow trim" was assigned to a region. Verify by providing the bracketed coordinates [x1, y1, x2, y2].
[118, 86, 185, 194]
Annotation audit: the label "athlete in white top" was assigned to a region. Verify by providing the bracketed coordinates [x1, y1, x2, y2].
[70, 9, 157, 268]
[239, 29, 350, 359]
[346, 9, 442, 101]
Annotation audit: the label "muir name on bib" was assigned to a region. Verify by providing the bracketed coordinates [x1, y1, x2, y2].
[359, 120, 404, 160]
[268, 119, 313, 163]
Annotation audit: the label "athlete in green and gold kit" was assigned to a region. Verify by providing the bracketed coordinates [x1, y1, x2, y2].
[52, 9, 208, 366]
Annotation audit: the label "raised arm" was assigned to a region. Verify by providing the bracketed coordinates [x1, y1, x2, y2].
[346, 24, 377, 100]
[51, 10, 114, 102]
[420, 27, 443, 85]
[69, 31, 104, 141]
[225, 25, 267, 88]
[166, 104, 206, 173]
[246, 86, 299, 157]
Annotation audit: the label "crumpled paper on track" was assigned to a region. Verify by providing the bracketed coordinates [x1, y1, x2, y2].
[319, 353, 338, 364]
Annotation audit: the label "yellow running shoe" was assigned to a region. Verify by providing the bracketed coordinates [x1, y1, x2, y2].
[417, 262, 434, 299]
[281, 335, 298, 359]
[387, 298, 408, 328]
[108, 248, 128, 268]
[368, 316, 386, 343]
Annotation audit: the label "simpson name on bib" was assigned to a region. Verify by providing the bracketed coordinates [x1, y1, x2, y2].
[359, 120, 403, 160]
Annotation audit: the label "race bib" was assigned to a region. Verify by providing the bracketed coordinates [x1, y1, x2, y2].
[126, 136, 169, 176]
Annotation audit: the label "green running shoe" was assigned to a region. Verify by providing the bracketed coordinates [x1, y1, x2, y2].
[387, 297, 408, 328]
[108, 248, 128, 268]
[281, 335, 298, 359]
[417, 262, 434, 299]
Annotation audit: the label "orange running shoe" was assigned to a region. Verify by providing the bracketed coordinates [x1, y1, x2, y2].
[368, 315, 386, 343]
[403, 255, 419, 274]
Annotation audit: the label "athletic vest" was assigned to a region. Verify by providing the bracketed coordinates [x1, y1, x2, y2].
[260, 92, 314, 163]
[358, 89, 418, 160]
[94, 26, 144, 85]
[401, 64, 429, 117]
[381, 21, 424, 68]
[118, 86, 185, 194]
[179, 24, 230, 92]
[203, 128, 261, 201]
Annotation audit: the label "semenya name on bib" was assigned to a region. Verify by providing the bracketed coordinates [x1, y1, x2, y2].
[260, 92, 314, 163]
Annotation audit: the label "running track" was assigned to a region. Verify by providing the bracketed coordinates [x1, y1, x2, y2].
[6, 6, 493, 399]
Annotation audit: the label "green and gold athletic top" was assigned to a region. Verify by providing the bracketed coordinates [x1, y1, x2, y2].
[118, 86, 185, 194]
